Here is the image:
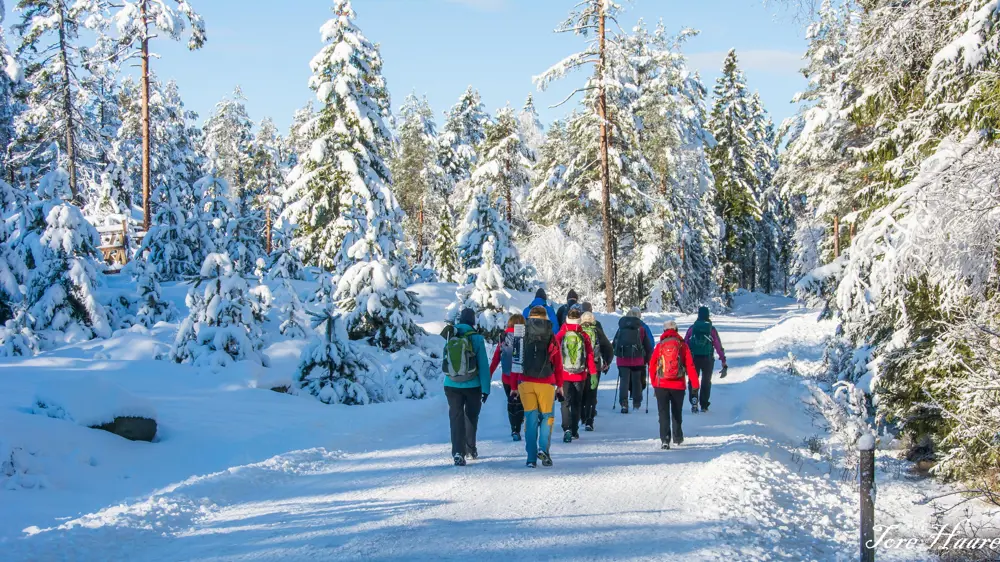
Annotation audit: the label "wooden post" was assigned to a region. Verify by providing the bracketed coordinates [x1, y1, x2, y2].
[833, 215, 841, 258]
[265, 206, 273, 255]
[121, 221, 130, 264]
[859, 439, 876, 562]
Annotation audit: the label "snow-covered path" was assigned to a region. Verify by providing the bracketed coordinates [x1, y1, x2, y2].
[7, 296, 884, 561]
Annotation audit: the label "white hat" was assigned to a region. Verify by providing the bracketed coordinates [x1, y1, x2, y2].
[664, 319, 678, 331]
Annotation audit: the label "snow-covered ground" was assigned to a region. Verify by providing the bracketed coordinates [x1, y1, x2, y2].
[0, 285, 975, 561]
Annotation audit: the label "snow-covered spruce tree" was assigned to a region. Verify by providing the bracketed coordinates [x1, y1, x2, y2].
[131, 258, 176, 328]
[24, 166, 112, 343]
[747, 92, 787, 295]
[470, 106, 533, 231]
[438, 85, 490, 185]
[282, 0, 394, 271]
[250, 117, 286, 254]
[449, 237, 511, 343]
[296, 301, 381, 405]
[517, 94, 544, 160]
[171, 253, 268, 369]
[275, 279, 308, 338]
[431, 204, 460, 283]
[201, 87, 255, 207]
[392, 93, 451, 261]
[707, 49, 763, 297]
[13, 0, 111, 202]
[264, 219, 305, 281]
[456, 189, 529, 291]
[285, 100, 315, 171]
[0, 178, 26, 324]
[193, 168, 263, 276]
[0, 3, 19, 181]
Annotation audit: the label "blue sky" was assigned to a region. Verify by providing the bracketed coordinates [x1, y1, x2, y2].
[6, 0, 811, 134]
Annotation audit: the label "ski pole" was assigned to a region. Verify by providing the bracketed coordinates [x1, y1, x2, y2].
[645, 375, 650, 414]
[612, 372, 618, 411]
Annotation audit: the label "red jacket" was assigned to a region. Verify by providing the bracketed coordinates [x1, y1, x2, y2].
[511, 339, 564, 388]
[490, 327, 516, 386]
[648, 329, 699, 391]
[554, 323, 597, 383]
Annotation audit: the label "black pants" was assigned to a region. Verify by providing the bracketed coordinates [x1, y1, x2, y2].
[581, 374, 599, 426]
[618, 366, 645, 407]
[561, 381, 585, 432]
[445, 387, 482, 457]
[655, 388, 686, 443]
[690, 355, 715, 410]
[503, 383, 525, 434]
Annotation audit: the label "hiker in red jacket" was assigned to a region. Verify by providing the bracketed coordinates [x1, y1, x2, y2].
[490, 314, 527, 442]
[554, 308, 597, 443]
[649, 320, 700, 449]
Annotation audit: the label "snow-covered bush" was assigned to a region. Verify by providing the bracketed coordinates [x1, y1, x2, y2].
[265, 220, 305, 281]
[171, 253, 269, 369]
[0, 440, 47, 490]
[297, 304, 382, 405]
[336, 259, 424, 352]
[391, 350, 437, 400]
[0, 315, 38, 358]
[456, 190, 529, 291]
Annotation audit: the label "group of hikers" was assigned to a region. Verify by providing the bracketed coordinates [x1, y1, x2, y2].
[442, 289, 728, 468]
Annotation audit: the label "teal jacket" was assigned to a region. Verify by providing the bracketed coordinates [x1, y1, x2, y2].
[442, 324, 492, 394]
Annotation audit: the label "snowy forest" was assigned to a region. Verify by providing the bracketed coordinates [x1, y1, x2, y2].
[0, 0, 999, 538]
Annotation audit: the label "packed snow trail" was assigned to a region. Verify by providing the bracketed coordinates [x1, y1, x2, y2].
[5, 295, 918, 561]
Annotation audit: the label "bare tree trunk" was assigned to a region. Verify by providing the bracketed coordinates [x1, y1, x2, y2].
[849, 207, 857, 245]
[679, 241, 686, 293]
[417, 195, 425, 262]
[504, 183, 512, 225]
[57, 4, 78, 203]
[265, 206, 272, 255]
[598, 3, 616, 313]
[833, 215, 841, 258]
[141, 1, 152, 232]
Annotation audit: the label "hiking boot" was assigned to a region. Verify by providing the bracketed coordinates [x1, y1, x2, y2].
[468, 448, 479, 460]
[563, 430, 573, 443]
[634, 403, 641, 411]
[538, 451, 553, 467]
[621, 406, 629, 414]
[453, 453, 466, 466]
[701, 406, 709, 413]
[692, 405, 699, 414]
[674, 438, 684, 446]
[511, 432, 521, 442]
[571, 431, 580, 440]
[585, 424, 594, 432]
[526, 461, 537, 469]
[661, 441, 671, 450]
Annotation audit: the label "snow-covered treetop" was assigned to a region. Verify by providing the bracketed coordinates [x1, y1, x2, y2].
[113, 0, 206, 50]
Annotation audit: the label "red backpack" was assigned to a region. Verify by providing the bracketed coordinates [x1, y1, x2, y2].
[654, 337, 685, 383]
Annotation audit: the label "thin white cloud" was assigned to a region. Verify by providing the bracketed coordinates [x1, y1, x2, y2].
[442, 0, 507, 12]
[686, 49, 804, 77]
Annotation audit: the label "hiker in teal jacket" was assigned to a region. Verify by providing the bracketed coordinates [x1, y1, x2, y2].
[442, 308, 492, 466]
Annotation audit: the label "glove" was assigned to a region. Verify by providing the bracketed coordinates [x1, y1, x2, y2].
[555, 389, 565, 403]
[690, 393, 699, 407]
[720, 365, 729, 379]
[481, 393, 489, 404]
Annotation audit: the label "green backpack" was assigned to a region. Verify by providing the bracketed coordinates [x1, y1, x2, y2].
[444, 330, 479, 383]
[581, 324, 601, 370]
[562, 330, 586, 374]
[689, 320, 714, 357]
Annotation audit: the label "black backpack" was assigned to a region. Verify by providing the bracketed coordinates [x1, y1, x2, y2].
[614, 317, 644, 359]
[521, 318, 554, 379]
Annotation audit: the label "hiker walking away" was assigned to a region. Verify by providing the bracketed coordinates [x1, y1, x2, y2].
[555, 289, 580, 328]
[612, 308, 653, 413]
[490, 314, 527, 441]
[442, 308, 492, 466]
[685, 306, 727, 413]
[555, 308, 597, 442]
[522, 288, 559, 334]
[510, 306, 564, 468]
[650, 320, 699, 449]
[580, 308, 612, 431]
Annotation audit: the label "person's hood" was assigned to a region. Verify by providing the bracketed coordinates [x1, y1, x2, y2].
[534, 288, 548, 301]
[505, 326, 515, 333]
[619, 316, 642, 329]
[566, 289, 578, 303]
[561, 322, 583, 333]
[529, 297, 548, 307]
[697, 306, 711, 322]
[456, 324, 476, 335]
[660, 329, 683, 341]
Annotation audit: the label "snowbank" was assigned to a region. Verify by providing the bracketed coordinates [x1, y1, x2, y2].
[32, 377, 157, 428]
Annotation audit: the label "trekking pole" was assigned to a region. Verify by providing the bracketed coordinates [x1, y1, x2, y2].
[645, 377, 650, 414]
[612, 376, 618, 412]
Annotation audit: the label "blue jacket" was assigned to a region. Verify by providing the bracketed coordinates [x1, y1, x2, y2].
[641, 320, 655, 353]
[522, 298, 559, 334]
[442, 324, 492, 394]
